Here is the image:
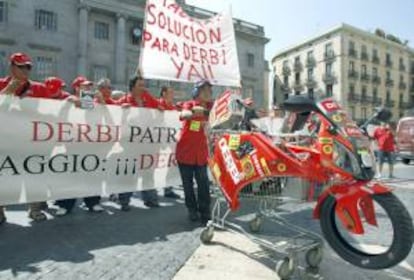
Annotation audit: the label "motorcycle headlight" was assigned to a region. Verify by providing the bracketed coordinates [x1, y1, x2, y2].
[332, 141, 362, 175]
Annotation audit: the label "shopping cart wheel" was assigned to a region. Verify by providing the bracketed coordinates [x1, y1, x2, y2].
[248, 216, 263, 233]
[275, 257, 295, 280]
[200, 226, 214, 244]
[305, 245, 323, 268]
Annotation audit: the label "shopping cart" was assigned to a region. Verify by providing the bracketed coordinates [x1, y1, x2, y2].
[200, 126, 325, 279]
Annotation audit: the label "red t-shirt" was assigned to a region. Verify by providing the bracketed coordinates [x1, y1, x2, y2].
[94, 96, 119, 105]
[48, 90, 70, 100]
[374, 127, 395, 152]
[117, 92, 160, 108]
[159, 98, 177, 111]
[175, 100, 213, 166]
[0, 76, 48, 98]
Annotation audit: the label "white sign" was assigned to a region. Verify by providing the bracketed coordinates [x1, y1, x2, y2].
[0, 96, 182, 206]
[140, 0, 241, 87]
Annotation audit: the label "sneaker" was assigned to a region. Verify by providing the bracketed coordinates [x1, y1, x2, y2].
[121, 205, 131, 212]
[164, 191, 180, 199]
[91, 204, 104, 212]
[29, 211, 47, 222]
[144, 201, 160, 208]
[55, 207, 68, 216]
[375, 173, 382, 179]
[0, 209, 6, 225]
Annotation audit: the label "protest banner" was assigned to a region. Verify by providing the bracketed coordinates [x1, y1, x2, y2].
[140, 0, 241, 87]
[0, 96, 181, 205]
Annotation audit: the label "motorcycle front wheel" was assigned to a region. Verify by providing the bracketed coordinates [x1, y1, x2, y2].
[320, 192, 413, 269]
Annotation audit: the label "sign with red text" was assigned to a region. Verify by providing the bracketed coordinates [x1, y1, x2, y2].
[140, 0, 241, 87]
[0, 96, 182, 205]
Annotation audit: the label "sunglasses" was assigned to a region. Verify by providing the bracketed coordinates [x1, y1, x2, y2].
[13, 64, 32, 71]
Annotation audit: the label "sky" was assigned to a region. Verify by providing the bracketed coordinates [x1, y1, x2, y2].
[186, 0, 414, 62]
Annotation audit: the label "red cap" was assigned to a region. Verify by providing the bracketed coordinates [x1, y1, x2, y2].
[10, 52, 32, 66]
[71, 76, 93, 89]
[45, 77, 66, 93]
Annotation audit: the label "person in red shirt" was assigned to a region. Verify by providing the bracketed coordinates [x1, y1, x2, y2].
[176, 80, 213, 225]
[54, 76, 105, 216]
[159, 86, 180, 199]
[94, 78, 118, 105]
[44, 77, 70, 100]
[0, 52, 49, 224]
[373, 122, 396, 178]
[117, 75, 163, 210]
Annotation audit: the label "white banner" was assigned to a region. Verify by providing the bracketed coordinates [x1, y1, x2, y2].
[0, 96, 182, 205]
[140, 0, 241, 87]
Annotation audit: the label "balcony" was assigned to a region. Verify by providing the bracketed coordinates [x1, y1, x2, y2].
[360, 73, 370, 83]
[386, 79, 394, 87]
[348, 93, 361, 102]
[348, 70, 359, 79]
[373, 97, 383, 106]
[282, 66, 291, 76]
[361, 52, 369, 61]
[348, 49, 358, 58]
[399, 101, 412, 109]
[386, 60, 393, 68]
[361, 94, 373, 103]
[400, 64, 407, 72]
[372, 56, 380, 64]
[281, 83, 291, 93]
[293, 81, 304, 92]
[323, 72, 337, 84]
[385, 99, 395, 108]
[306, 78, 317, 88]
[371, 75, 381, 85]
[324, 50, 336, 62]
[293, 61, 303, 72]
[399, 82, 407, 90]
[306, 57, 316, 68]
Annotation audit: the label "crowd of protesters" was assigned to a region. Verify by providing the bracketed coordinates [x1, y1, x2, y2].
[0, 52, 215, 226]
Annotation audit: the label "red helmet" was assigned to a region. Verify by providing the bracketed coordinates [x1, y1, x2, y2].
[45, 77, 66, 93]
[9, 52, 32, 66]
[71, 76, 93, 89]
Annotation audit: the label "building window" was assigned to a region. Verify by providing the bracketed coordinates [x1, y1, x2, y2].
[94, 21, 109, 40]
[295, 72, 300, 83]
[325, 43, 333, 53]
[373, 87, 378, 100]
[0, 50, 7, 76]
[283, 60, 288, 67]
[93, 65, 108, 81]
[307, 50, 313, 59]
[386, 71, 391, 80]
[350, 106, 356, 119]
[130, 20, 143, 45]
[307, 68, 313, 79]
[326, 84, 333, 97]
[34, 56, 55, 80]
[349, 84, 355, 94]
[283, 75, 289, 85]
[247, 53, 254, 67]
[400, 93, 404, 103]
[362, 85, 367, 100]
[386, 90, 391, 101]
[349, 61, 354, 71]
[400, 75, 404, 83]
[326, 63, 332, 74]
[362, 108, 367, 120]
[349, 41, 355, 51]
[35, 10, 57, 31]
[372, 67, 378, 76]
[0, 1, 8, 23]
[308, 88, 314, 99]
[361, 64, 367, 75]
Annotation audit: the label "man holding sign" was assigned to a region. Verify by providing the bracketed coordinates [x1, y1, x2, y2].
[176, 80, 213, 225]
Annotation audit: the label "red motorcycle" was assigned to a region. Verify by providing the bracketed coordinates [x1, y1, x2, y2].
[206, 92, 413, 270]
